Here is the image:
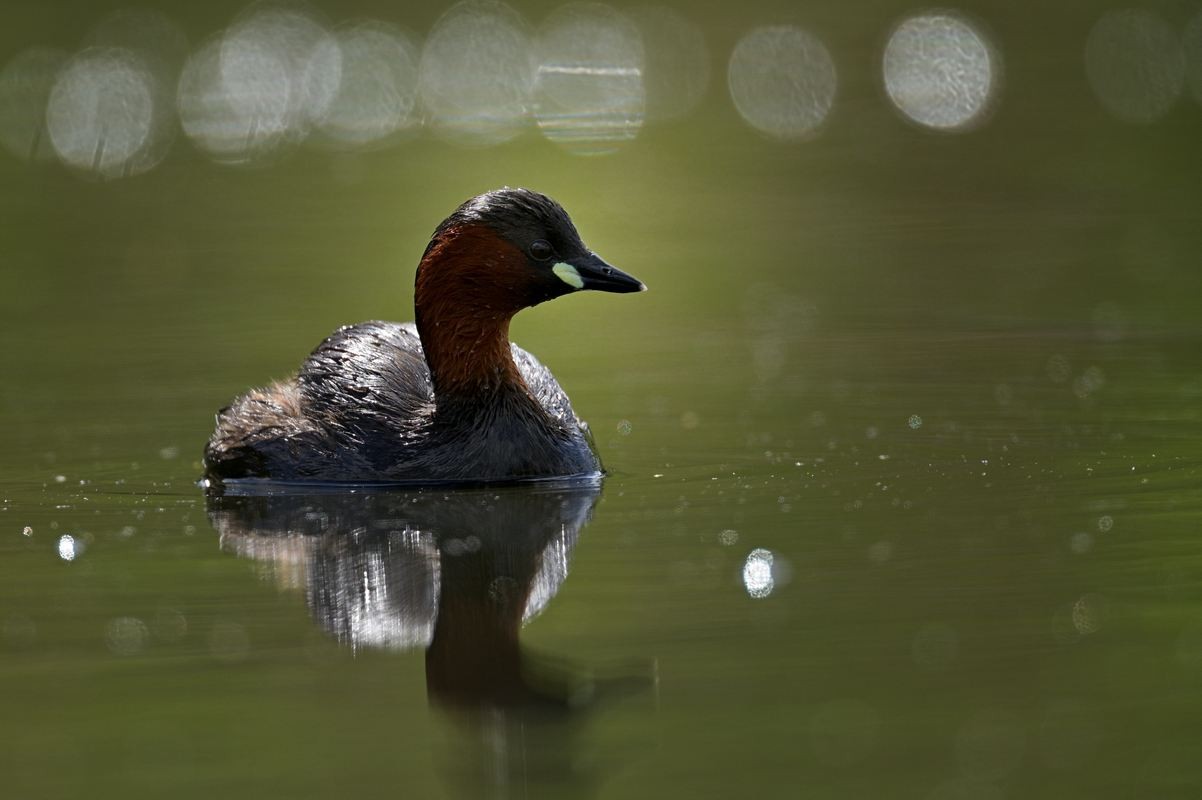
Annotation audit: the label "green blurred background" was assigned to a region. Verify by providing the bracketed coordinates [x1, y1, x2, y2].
[3, 1, 1202, 798]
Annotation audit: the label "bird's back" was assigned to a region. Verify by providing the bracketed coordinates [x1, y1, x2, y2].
[204, 321, 596, 483]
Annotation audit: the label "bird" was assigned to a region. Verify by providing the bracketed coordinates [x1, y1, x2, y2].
[203, 187, 645, 485]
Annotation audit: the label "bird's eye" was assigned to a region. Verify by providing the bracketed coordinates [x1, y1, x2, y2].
[530, 240, 554, 261]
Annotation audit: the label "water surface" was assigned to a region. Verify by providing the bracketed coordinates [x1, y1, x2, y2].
[3, 2, 1202, 798]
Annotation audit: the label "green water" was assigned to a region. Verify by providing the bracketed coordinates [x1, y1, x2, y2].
[4, 2, 1202, 798]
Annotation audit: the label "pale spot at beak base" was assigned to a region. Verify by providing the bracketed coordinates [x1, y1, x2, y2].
[552, 262, 584, 289]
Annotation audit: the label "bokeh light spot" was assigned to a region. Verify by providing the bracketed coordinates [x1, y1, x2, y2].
[222, 2, 340, 132]
[178, 2, 338, 164]
[728, 26, 836, 140]
[315, 21, 420, 149]
[84, 8, 188, 75]
[83, 8, 185, 174]
[867, 540, 893, 563]
[0, 47, 68, 162]
[631, 6, 709, 123]
[419, 0, 535, 146]
[1072, 366, 1105, 399]
[1070, 532, 1093, 554]
[534, 3, 646, 155]
[883, 14, 997, 130]
[105, 616, 149, 656]
[177, 35, 290, 164]
[152, 607, 188, 643]
[1085, 9, 1183, 124]
[1045, 355, 1071, 383]
[1072, 594, 1104, 635]
[46, 48, 158, 178]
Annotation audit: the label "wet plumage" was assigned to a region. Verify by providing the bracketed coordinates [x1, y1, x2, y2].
[203, 188, 643, 485]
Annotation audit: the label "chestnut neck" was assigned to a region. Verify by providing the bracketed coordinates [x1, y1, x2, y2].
[414, 225, 532, 405]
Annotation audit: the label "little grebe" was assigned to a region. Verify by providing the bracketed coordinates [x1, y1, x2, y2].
[203, 188, 644, 484]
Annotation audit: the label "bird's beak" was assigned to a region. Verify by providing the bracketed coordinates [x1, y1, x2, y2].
[554, 251, 646, 293]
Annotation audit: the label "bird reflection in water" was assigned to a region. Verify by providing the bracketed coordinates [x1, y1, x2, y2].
[206, 479, 651, 796]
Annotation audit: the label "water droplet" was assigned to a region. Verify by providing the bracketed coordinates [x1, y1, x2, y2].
[743, 548, 775, 598]
[57, 534, 78, 561]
